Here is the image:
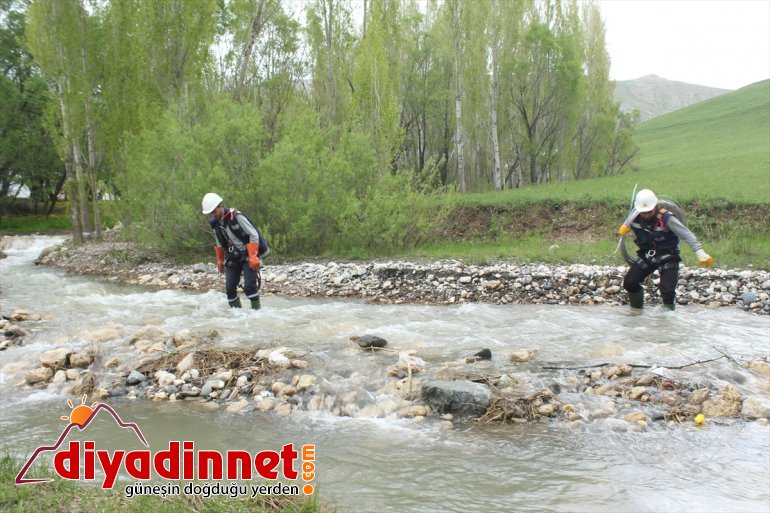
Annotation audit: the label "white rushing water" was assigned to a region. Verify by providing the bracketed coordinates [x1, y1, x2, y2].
[1, 235, 769, 512]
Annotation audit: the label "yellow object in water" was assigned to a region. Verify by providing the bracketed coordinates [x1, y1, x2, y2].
[694, 414, 705, 425]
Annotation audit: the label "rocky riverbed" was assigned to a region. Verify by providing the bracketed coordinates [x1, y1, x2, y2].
[2, 234, 769, 430]
[2, 307, 770, 430]
[30, 236, 770, 314]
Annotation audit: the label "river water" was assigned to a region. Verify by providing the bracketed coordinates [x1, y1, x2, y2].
[1, 235, 769, 512]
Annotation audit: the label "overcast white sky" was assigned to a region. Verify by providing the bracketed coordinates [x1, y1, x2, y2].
[596, 0, 770, 90]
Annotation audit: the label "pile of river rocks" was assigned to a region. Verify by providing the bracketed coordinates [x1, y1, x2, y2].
[1, 314, 440, 422]
[35, 239, 770, 314]
[4, 309, 770, 430]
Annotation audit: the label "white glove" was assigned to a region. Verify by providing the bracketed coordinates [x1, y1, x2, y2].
[695, 249, 713, 267]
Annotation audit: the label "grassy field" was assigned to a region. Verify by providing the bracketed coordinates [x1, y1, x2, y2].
[0, 213, 72, 234]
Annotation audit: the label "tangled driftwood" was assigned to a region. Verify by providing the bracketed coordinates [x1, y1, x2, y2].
[481, 390, 560, 423]
[136, 348, 278, 387]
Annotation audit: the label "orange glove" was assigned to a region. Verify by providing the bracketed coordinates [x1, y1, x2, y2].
[696, 249, 714, 267]
[618, 224, 631, 236]
[246, 242, 261, 271]
[214, 246, 225, 274]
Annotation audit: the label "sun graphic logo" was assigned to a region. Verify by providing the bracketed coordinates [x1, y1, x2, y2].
[15, 395, 317, 495]
[61, 394, 98, 426]
[15, 394, 148, 485]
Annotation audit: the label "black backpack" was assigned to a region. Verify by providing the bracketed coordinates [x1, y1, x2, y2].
[210, 209, 270, 258]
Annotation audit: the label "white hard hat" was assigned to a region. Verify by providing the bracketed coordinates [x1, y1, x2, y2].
[201, 192, 223, 214]
[634, 189, 658, 213]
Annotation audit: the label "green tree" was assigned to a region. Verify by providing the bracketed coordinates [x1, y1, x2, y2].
[488, 0, 502, 190]
[229, 0, 280, 102]
[26, 0, 95, 241]
[405, 0, 455, 187]
[492, 0, 531, 189]
[351, 0, 402, 173]
[0, 0, 63, 217]
[446, 0, 466, 192]
[506, 1, 582, 185]
[119, 96, 264, 256]
[221, 0, 304, 144]
[305, 0, 355, 128]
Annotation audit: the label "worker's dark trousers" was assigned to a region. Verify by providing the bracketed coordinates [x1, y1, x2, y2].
[225, 256, 259, 304]
[623, 258, 679, 306]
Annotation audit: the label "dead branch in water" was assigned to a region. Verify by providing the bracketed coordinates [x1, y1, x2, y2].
[664, 355, 727, 370]
[542, 355, 727, 371]
[712, 345, 739, 364]
[541, 363, 611, 370]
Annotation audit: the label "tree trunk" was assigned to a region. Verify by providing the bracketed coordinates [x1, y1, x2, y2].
[72, 138, 90, 232]
[234, 0, 271, 102]
[418, 113, 425, 171]
[46, 171, 67, 216]
[490, 83, 502, 190]
[362, 0, 367, 39]
[79, 21, 100, 239]
[322, 0, 336, 126]
[57, 78, 84, 244]
[449, 0, 465, 192]
[454, 90, 465, 193]
[489, 0, 502, 191]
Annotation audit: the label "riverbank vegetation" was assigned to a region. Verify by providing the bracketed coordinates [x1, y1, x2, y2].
[0, 1, 767, 269]
[0, 455, 324, 513]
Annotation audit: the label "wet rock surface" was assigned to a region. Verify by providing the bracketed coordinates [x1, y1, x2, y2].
[422, 380, 491, 416]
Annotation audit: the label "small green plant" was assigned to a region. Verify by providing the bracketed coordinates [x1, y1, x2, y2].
[728, 230, 752, 257]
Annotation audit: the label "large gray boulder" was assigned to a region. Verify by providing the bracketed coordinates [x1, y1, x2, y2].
[421, 380, 490, 417]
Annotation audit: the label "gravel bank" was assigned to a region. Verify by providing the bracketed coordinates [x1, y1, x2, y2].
[34, 237, 770, 315]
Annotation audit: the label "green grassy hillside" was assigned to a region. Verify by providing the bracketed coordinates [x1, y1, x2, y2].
[413, 80, 770, 269]
[456, 80, 770, 207]
[631, 79, 770, 203]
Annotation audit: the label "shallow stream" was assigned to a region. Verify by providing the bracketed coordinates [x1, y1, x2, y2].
[1, 235, 769, 512]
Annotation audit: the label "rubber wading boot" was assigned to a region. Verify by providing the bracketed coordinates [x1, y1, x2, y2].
[662, 303, 675, 311]
[628, 290, 644, 309]
[250, 297, 261, 310]
[229, 297, 242, 308]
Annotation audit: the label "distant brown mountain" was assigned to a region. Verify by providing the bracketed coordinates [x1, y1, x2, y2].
[613, 74, 731, 122]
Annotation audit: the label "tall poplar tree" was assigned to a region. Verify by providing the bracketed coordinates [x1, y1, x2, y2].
[306, 0, 355, 128]
[26, 0, 94, 241]
[446, 0, 465, 192]
[494, 0, 531, 189]
[352, 0, 402, 173]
